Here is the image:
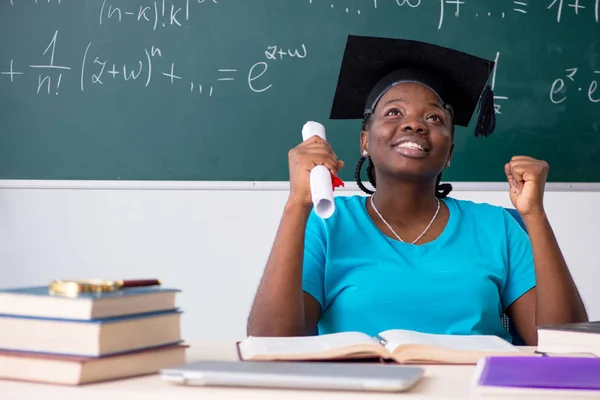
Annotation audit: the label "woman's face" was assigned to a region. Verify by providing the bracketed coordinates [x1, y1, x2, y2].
[361, 82, 454, 181]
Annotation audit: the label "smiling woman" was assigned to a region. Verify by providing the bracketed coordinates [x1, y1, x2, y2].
[356, 83, 455, 198]
[246, 35, 588, 346]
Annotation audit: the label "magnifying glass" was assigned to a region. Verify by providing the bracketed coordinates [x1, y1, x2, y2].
[49, 279, 161, 297]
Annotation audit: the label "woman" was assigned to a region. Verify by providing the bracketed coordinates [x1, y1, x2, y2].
[246, 35, 587, 345]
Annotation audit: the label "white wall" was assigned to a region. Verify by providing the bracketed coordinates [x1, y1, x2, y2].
[0, 181, 598, 341]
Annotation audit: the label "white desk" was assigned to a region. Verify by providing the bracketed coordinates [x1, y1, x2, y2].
[0, 342, 562, 400]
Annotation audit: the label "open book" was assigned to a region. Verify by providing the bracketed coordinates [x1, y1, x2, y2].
[239, 330, 520, 365]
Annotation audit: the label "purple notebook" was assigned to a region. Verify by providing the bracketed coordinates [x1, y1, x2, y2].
[476, 356, 600, 391]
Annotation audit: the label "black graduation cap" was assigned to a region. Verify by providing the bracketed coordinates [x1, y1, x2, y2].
[329, 35, 496, 137]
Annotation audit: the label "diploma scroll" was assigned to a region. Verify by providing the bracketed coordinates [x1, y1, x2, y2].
[301, 121, 335, 219]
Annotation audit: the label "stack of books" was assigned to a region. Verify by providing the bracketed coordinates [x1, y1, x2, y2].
[0, 280, 186, 385]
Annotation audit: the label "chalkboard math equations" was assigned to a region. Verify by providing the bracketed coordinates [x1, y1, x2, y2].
[0, 1, 598, 183]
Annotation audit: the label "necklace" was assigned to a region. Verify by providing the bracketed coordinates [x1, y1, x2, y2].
[370, 195, 441, 245]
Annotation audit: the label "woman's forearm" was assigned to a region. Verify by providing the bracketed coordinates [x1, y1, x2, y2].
[523, 212, 588, 325]
[246, 200, 313, 337]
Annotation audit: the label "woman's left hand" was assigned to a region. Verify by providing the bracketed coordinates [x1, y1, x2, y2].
[504, 156, 549, 217]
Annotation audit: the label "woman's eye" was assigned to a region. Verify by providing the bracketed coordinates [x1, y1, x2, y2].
[385, 108, 401, 116]
[427, 114, 442, 122]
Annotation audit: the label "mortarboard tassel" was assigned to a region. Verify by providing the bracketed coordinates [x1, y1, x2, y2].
[474, 85, 496, 137]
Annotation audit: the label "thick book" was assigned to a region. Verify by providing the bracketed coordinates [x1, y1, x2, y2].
[537, 321, 600, 356]
[238, 330, 519, 364]
[0, 309, 181, 357]
[0, 286, 180, 320]
[472, 356, 600, 397]
[0, 344, 187, 385]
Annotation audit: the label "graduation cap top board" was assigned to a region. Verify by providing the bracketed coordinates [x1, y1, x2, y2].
[329, 35, 497, 137]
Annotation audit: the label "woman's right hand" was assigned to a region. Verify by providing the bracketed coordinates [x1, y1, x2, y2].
[287, 136, 344, 208]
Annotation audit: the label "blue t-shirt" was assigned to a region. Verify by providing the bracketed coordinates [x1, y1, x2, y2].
[302, 195, 536, 343]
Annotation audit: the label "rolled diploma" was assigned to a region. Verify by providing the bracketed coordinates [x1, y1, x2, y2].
[302, 121, 335, 219]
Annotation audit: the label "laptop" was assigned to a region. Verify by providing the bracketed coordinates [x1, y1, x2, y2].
[161, 360, 424, 392]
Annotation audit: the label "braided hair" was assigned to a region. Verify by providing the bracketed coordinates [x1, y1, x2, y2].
[354, 155, 375, 195]
[354, 156, 453, 198]
[356, 112, 454, 198]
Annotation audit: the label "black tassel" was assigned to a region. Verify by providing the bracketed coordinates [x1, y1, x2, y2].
[474, 85, 496, 138]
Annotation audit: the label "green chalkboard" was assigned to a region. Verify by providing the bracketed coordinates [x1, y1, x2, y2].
[0, 0, 599, 182]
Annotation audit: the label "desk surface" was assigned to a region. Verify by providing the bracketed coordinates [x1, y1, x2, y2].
[0, 342, 565, 400]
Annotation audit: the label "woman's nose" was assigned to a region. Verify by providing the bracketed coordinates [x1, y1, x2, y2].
[400, 118, 427, 134]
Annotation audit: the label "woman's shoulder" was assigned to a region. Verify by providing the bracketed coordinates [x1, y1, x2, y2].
[445, 197, 523, 229]
[445, 197, 508, 213]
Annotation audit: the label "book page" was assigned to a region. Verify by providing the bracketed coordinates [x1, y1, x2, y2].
[378, 330, 518, 354]
[239, 331, 377, 360]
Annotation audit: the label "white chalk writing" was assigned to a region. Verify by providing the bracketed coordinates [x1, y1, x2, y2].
[550, 68, 600, 104]
[304, 0, 594, 25]
[490, 52, 509, 114]
[548, 0, 599, 22]
[0, 39, 301, 97]
[98, 0, 218, 30]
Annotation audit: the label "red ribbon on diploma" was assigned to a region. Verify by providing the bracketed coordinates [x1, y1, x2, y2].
[331, 174, 345, 190]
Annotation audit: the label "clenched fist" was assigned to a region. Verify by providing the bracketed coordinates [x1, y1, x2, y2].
[504, 156, 549, 217]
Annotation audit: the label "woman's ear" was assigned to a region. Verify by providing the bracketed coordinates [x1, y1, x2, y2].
[360, 130, 369, 156]
[446, 142, 455, 167]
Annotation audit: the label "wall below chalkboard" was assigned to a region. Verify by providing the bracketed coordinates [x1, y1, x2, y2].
[0, 0, 598, 182]
[0, 185, 598, 340]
